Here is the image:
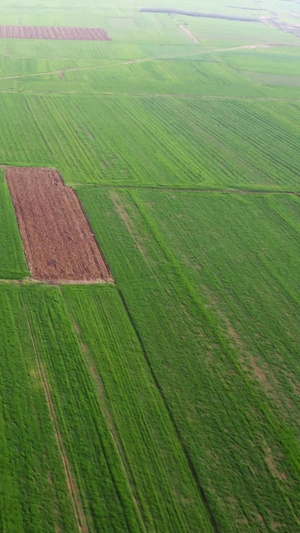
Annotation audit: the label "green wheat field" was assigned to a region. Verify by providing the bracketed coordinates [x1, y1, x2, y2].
[0, 0, 299, 531]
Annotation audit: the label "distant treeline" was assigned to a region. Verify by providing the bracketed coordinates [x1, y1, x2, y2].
[140, 7, 262, 23]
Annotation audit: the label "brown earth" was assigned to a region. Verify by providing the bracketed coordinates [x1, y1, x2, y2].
[6, 167, 111, 282]
[0, 25, 111, 41]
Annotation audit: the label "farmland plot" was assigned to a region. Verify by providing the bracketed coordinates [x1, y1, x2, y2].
[63, 284, 215, 533]
[0, 26, 111, 41]
[77, 187, 300, 532]
[21, 285, 143, 533]
[137, 190, 300, 431]
[63, 59, 264, 97]
[0, 285, 77, 532]
[1, 93, 300, 189]
[6, 167, 111, 282]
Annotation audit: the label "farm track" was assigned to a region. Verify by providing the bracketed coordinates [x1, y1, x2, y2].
[0, 25, 111, 41]
[19, 289, 88, 533]
[1, 164, 299, 196]
[177, 24, 199, 43]
[0, 43, 295, 82]
[0, 89, 299, 103]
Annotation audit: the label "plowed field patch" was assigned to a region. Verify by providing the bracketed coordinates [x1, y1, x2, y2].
[6, 167, 112, 282]
[0, 25, 111, 41]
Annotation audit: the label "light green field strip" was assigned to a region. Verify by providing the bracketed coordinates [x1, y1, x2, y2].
[0, 45, 296, 93]
[1, 92, 299, 190]
[0, 285, 77, 532]
[48, 95, 300, 189]
[224, 48, 300, 76]
[0, 169, 29, 279]
[178, 14, 300, 48]
[20, 284, 144, 533]
[62, 284, 215, 533]
[77, 186, 300, 532]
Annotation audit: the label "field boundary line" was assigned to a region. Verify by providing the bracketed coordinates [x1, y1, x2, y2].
[74, 183, 300, 196]
[1, 90, 300, 103]
[62, 292, 148, 533]
[19, 289, 89, 533]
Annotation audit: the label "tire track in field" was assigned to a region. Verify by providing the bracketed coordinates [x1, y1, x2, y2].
[75, 183, 300, 196]
[177, 23, 199, 43]
[116, 287, 221, 533]
[19, 289, 89, 533]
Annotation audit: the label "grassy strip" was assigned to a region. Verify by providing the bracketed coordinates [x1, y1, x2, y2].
[1, 92, 300, 189]
[0, 285, 77, 532]
[20, 284, 143, 533]
[78, 186, 300, 532]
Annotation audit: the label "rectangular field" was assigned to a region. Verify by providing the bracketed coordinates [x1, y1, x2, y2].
[1, 94, 300, 189]
[0, 285, 77, 532]
[6, 167, 111, 282]
[77, 186, 300, 532]
[0, 25, 111, 41]
[62, 284, 214, 533]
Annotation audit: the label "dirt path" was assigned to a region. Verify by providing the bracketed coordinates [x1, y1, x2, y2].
[0, 88, 299, 102]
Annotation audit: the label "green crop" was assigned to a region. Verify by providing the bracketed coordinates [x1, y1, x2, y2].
[0, 171, 28, 279]
[78, 187, 300, 532]
[63, 283, 214, 533]
[0, 1, 300, 531]
[0, 285, 76, 532]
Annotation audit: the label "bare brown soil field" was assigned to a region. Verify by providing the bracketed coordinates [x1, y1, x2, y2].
[0, 25, 111, 41]
[6, 167, 111, 282]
